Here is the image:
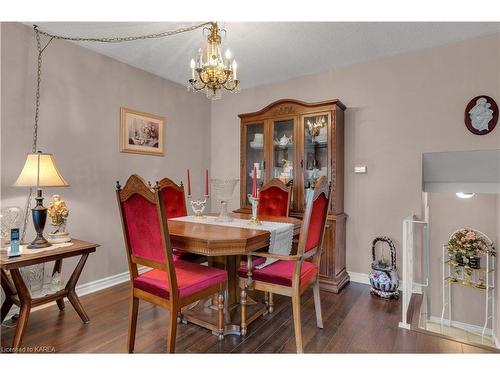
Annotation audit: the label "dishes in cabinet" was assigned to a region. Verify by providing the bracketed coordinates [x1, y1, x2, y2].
[249, 133, 264, 149]
[274, 134, 293, 148]
[250, 141, 264, 149]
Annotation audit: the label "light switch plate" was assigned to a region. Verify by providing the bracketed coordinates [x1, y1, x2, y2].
[354, 165, 367, 174]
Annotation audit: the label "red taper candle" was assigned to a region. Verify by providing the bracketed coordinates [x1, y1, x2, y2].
[187, 168, 191, 196]
[252, 166, 257, 198]
[205, 169, 209, 195]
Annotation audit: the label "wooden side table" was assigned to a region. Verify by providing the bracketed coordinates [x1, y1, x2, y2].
[0, 239, 99, 352]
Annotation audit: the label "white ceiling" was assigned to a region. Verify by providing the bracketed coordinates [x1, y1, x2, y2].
[31, 22, 500, 89]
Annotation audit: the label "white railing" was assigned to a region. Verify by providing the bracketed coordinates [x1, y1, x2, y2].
[399, 214, 429, 329]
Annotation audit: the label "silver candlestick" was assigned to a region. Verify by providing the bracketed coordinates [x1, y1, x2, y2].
[247, 194, 261, 226]
[188, 195, 209, 218]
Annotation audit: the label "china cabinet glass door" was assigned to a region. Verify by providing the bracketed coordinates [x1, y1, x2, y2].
[302, 112, 330, 207]
[271, 119, 295, 183]
[270, 118, 296, 210]
[243, 122, 266, 205]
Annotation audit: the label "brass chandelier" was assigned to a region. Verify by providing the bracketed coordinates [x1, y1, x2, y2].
[188, 22, 239, 99]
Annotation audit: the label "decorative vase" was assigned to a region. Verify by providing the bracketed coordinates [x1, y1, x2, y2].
[469, 256, 481, 269]
[211, 178, 239, 222]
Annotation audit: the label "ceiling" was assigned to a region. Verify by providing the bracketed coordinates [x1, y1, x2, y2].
[31, 22, 500, 89]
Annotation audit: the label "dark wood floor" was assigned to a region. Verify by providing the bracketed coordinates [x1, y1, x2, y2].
[0, 281, 495, 353]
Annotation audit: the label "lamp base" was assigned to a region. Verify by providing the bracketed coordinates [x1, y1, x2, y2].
[28, 236, 50, 249]
[27, 190, 51, 249]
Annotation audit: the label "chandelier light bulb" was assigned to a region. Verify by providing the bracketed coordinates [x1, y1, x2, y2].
[190, 58, 196, 69]
[225, 49, 231, 60]
[232, 60, 238, 79]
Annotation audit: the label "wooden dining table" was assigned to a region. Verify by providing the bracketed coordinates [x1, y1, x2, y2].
[167, 212, 301, 337]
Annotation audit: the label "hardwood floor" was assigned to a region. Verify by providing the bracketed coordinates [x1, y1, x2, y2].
[0, 281, 496, 353]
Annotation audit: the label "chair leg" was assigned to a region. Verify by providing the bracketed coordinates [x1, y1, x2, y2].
[291, 293, 303, 354]
[240, 288, 248, 336]
[313, 279, 323, 329]
[127, 295, 139, 353]
[167, 307, 178, 353]
[217, 292, 225, 340]
[268, 292, 274, 313]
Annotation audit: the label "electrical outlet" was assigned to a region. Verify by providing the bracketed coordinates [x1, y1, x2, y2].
[354, 165, 367, 174]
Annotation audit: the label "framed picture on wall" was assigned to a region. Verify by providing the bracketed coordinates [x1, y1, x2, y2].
[120, 107, 165, 156]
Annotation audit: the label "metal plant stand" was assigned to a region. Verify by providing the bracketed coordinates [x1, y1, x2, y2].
[440, 230, 496, 345]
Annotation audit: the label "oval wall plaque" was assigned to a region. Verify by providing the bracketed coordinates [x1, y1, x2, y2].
[464, 95, 498, 135]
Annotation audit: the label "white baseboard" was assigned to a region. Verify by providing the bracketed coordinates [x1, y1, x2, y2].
[347, 271, 423, 294]
[4, 266, 147, 321]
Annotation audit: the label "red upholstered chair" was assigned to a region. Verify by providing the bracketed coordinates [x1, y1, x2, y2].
[158, 177, 188, 219]
[257, 178, 291, 217]
[244, 178, 292, 305]
[242, 179, 291, 271]
[116, 174, 226, 353]
[238, 176, 331, 353]
[158, 177, 204, 263]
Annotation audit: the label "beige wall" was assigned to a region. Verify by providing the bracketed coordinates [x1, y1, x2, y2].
[0, 22, 211, 285]
[210, 32, 500, 277]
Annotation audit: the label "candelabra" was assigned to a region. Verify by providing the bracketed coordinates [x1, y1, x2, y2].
[188, 195, 209, 218]
[247, 195, 261, 226]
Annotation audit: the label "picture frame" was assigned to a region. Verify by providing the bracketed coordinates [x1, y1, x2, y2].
[120, 107, 165, 156]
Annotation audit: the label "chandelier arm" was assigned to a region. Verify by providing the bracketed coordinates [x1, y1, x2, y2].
[223, 81, 238, 91]
[191, 81, 207, 91]
[34, 22, 212, 43]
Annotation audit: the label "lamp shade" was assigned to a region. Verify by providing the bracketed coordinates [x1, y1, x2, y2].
[14, 152, 69, 188]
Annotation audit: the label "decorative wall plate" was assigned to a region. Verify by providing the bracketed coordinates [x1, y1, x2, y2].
[464, 95, 498, 135]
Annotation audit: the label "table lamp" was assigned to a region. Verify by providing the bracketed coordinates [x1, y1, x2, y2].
[14, 151, 69, 248]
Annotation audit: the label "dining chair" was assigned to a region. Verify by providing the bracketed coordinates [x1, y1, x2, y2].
[250, 178, 292, 309]
[116, 174, 226, 353]
[158, 177, 204, 263]
[238, 176, 331, 353]
[257, 178, 292, 217]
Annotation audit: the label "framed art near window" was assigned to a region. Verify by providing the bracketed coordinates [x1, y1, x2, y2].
[120, 107, 165, 156]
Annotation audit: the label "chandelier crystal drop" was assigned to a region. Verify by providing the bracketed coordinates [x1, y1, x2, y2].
[188, 22, 239, 100]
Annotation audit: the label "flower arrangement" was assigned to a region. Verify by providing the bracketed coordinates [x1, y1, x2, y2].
[446, 228, 495, 268]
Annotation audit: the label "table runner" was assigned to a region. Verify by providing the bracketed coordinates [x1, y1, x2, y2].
[171, 216, 294, 268]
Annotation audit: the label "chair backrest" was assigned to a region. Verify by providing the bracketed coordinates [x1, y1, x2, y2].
[257, 178, 292, 217]
[158, 177, 188, 218]
[116, 174, 178, 296]
[297, 176, 332, 257]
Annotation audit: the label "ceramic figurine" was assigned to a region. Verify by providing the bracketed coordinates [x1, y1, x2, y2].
[47, 194, 71, 244]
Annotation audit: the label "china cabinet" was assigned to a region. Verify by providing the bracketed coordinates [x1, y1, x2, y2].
[237, 99, 348, 293]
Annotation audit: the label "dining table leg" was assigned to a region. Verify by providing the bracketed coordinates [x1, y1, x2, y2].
[181, 254, 267, 337]
[209, 255, 238, 306]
